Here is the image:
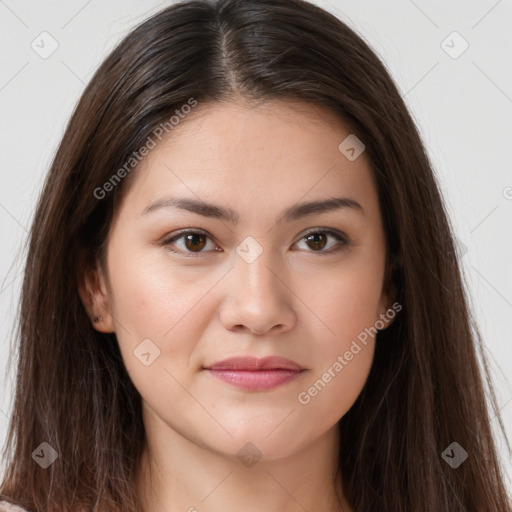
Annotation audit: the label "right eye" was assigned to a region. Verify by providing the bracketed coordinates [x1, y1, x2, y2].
[162, 229, 222, 256]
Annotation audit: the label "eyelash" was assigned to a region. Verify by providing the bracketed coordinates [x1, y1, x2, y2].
[162, 228, 349, 257]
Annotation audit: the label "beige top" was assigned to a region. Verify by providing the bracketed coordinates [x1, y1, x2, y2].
[0, 501, 30, 512]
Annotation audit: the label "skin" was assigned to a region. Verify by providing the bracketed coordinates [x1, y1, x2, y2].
[80, 97, 394, 512]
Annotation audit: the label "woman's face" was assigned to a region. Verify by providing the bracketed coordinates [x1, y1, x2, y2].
[85, 98, 391, 461]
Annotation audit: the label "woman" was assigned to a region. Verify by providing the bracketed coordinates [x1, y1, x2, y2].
[1, 0, 510, 510]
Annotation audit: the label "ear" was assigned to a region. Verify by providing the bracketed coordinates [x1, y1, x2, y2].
[77, 259, 116, 333]
[376, 291, 398, 331]
[376, 257, 401, 331]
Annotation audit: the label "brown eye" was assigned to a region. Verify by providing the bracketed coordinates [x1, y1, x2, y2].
[184, 233, 207, 252]
[294, 229, 348, 254]
[304, 232, 328, 251]
[163, 230, 218, 255]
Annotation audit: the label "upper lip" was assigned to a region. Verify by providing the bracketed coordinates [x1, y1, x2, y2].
[204, 356, 304, 371]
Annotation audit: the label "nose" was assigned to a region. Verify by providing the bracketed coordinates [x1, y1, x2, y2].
[218, 247, 296, 336]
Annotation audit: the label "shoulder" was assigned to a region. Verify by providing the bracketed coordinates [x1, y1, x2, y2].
[0, 500, 30, 512]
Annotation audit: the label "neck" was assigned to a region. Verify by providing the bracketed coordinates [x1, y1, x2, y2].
[136, 409, 351, 512]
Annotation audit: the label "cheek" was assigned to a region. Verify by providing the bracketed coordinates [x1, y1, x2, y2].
[295, 341, 374, 435]
[106, 247, 220, 375]
[295, 268, 380, 412]
[106, 262, 217, 426]
[295, 253, 383, 413]
[306, 258, 385, 354]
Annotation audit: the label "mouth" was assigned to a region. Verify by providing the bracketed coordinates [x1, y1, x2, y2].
[203, 356, 306, 391]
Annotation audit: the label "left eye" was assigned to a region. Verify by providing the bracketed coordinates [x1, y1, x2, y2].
[293, 229, 348, 253]
[163, 229, 348, 255]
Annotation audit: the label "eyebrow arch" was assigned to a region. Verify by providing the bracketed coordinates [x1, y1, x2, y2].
[141, 196, 364, 224]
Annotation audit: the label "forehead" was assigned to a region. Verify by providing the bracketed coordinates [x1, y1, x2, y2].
[118, 98, 379, 223]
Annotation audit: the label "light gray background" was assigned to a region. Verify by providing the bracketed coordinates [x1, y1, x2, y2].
[1, 0, 511, 489]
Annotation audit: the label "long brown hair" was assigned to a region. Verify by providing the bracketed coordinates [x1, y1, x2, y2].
[1, 0, 510, 510]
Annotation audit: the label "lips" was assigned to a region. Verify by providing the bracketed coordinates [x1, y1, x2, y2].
[206, 356, 304, 371]
[204, 356, 305, 391]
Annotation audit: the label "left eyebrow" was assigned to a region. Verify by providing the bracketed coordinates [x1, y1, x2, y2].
[141, 196, 364, 224]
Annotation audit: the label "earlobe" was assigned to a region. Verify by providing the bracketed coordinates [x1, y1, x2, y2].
[77, 262, 116, 333]
[376, 291, 398, 331]
[380, 304, 397, 331]
[377, 256, 401, 331]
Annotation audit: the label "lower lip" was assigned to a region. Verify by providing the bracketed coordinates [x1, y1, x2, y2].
[206, 369, 302, 390]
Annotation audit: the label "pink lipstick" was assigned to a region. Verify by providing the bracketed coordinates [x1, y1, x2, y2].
[204, 356, 305, 391]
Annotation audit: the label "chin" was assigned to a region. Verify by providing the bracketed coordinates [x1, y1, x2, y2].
[200, 420, 316, 463]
